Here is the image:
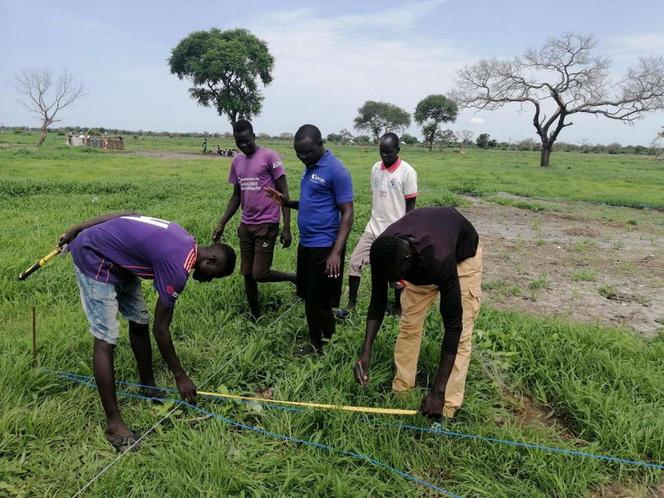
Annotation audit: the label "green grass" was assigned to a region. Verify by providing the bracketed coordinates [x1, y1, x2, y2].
[3, 130, 664, 209]
[1, 133, 663, 496]
[572, 269, 599, 282]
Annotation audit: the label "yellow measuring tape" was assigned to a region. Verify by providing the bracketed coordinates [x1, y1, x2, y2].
[19, 248, 62, 280]
[197, 390, 418, 416]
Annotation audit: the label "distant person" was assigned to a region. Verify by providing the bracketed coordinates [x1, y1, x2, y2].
[337, 132, 417, 319]
[353, 207, 483, 420]
[266, 124, 353, 354]
[60, 213, 236, 451]
[202, 138, 208, 153]
[213, 120, 295, 318]
[216, 144, 222, 155]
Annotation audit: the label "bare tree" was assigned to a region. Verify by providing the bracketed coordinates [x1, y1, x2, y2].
[452, 33, 664, 167]
[12, 68, 85, 146]
[652, 127, 664, 161]
[456, 129, 474, 148]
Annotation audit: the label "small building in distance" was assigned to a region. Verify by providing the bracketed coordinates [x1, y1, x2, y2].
[66, 133, 124, 150]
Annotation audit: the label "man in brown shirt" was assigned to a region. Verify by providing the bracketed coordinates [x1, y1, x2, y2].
[353, 207, 483, 419]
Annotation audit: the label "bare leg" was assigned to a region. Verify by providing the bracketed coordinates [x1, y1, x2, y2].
[128, 321, 160, 397]
[347, 276, 361, 309]
[317, 306, 336, 341]
[254, 270, 297, 284]
[305, 301, 323, 350]
[93, 338, 132, 438]
[244, 275, 261, 319]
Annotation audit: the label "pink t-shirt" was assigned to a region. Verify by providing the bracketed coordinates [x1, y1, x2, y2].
[228, 147, 286, 225]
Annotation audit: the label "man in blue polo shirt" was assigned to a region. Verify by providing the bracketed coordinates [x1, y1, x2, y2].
[266, 124, 353, 354]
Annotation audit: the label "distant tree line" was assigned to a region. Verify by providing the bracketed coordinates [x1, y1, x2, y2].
[3, 126, 662, 156]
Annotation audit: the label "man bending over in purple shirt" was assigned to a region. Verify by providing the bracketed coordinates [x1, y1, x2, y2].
[60, 212, 236, 451]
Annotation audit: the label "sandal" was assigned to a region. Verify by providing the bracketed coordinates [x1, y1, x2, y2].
[107, 431, 141, 453]
[140, 386, 165, 404]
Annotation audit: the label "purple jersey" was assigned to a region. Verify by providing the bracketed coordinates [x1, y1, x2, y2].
[70, 216, 197, 307]
[228, 147, 286, 225]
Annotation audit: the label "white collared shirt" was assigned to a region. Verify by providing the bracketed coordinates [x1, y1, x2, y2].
[365, 158, 418, 237]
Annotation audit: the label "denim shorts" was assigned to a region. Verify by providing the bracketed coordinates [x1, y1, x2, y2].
[74, 265, 150, 345]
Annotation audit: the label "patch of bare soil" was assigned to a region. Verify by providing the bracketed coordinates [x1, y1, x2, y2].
[128, 150, 229, 160]
[459, 198, 664, 336]
[589, 482, 664, 498]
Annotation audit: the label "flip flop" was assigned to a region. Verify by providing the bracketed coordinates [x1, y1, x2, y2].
[295, 343, 321, 357]
[140, 386, 165, 404]
[107, 431, 141, 453]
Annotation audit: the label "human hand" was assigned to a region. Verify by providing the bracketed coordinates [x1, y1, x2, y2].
[280, 228, 292, 248]
[263, 186, 285, 205]
[325, 251, 341, 278]
[58, 226, 80, 246]
[212, 224, 225, 242]
[175, 372, 197, 404]
[353, 355, 370, 387]
[419, 391, 444, 420]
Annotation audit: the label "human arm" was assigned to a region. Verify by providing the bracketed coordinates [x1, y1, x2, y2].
[405, 197, 417, 212]
[153, 300, 196, 402]
[404, 167, 418, 213]
[326, 166, 354, 278]
[212, 184, 241, 241]
[325, 201, 353, 278]
[274, 175, 292, 248]
[264, 186, 299, 209]
[59, 211, 136, 246]
[420, 266, 463, 419]
[353, 266, 389, 386]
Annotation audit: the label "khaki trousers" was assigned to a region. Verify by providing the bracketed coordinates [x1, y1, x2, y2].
[392, 247, 483, 417]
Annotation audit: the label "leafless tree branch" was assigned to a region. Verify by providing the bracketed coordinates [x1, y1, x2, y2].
[11, 68, 85, 146]
[452, 33, 664, 166]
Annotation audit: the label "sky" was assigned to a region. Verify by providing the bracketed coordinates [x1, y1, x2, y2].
[1, 0, 663, 145]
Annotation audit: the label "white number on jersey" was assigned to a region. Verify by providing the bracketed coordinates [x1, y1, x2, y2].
[121, 215, 170, 229]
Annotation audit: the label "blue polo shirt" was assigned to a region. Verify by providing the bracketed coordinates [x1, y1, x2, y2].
[298, 149, 354, 247]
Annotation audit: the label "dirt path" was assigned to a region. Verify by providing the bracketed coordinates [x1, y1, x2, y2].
[459, 198, 664, 336]
[127, 150, 230, 160]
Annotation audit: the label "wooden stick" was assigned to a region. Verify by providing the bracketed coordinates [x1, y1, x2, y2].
[32, 306, 37, 367]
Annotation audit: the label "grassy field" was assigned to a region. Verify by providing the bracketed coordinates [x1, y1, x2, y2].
[1, 132, 663, 497]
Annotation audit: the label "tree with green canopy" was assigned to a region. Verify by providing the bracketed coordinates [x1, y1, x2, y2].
[414, 95, 458, 151]
[353, 101, 411, 142]
[169, 29, 274, 125]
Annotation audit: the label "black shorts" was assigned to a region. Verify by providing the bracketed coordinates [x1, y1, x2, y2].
[296, 244, 344, 308]
[238, 223, 279, 279]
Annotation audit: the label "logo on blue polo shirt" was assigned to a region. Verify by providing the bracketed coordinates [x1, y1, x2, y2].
[310, 173, 326, 185]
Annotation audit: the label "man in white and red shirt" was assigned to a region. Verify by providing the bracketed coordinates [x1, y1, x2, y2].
[339, 132, 417, 316]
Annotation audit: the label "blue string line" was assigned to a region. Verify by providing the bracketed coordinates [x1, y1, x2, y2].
[55, 372, 461, 498]
[48, 369, 303, 413]
[50, 370, 664, 472]
[382, 422, 664, 471]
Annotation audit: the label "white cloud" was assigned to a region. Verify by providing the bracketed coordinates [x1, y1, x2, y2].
[469, 117, 484, 125]
[245, 1, 474, 135]
[605, 31, 664, 68]
[611, 31, 664, 54]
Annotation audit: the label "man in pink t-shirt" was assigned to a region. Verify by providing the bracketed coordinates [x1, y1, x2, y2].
[213, 120, 295, 318]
